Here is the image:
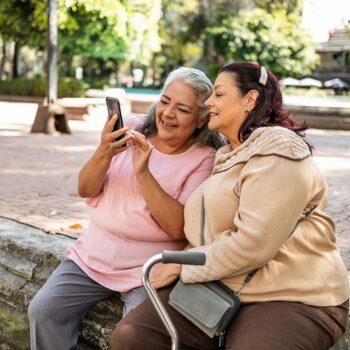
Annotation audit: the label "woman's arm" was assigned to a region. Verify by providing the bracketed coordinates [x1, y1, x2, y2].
[78, 116, 134, 198]
[181, 156, 314, 283]
[136, 169, 186, 239]
[129, 130, 214, 240]
[129, 130, 185, 239]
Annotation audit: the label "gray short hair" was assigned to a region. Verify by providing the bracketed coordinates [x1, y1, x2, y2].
[162, 67, 213, 118]
[138, 67, 224, 150]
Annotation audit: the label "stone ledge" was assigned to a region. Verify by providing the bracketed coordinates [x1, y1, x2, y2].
[287, 105, 350, 130]
[0, 217, 349, 349]
[0, 218, 123, 349]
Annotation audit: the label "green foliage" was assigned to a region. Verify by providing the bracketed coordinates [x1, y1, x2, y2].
[0, 78, 89, 97]
[0, 0, 46, 49]
[253, 0, 302, 15]
[157, 0, 205, 74]
[0, 0, 162, 82]
[0, 302, 29, 350]
[207, 9, 319, 78]
[0, 0, 320, 87]
[57, 77, 89, 97]
[59, 0, 161, 75]
[59, 2, 127, 61]
[125, 0, 162, 66]
[156, 0, 250, 76]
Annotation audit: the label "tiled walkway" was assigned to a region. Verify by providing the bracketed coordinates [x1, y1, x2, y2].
[0, 101, 350, 270]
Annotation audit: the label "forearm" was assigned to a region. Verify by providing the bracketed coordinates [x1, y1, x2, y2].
[136, 169, 185, 239]
[78, 146, 113, 198]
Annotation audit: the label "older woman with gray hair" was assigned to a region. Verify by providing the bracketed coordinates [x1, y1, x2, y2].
[28, 67, 222, 350]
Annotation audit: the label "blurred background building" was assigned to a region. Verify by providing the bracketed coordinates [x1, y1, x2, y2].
[302, 0, 350, 84]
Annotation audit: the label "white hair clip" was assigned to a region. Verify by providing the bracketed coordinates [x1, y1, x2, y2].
[259, 66, 268, 86]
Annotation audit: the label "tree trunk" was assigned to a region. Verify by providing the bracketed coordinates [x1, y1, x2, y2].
[0, 40, 6, 80]
[12, 42, 20, 79]
[140, 66, 147, 85]
[31, 0, 69, 134]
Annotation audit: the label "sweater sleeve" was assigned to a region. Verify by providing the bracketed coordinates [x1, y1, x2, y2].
[181, 155, 313, 283]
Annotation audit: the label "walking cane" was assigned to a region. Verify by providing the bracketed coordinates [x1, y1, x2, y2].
[141, 251, 206, 350]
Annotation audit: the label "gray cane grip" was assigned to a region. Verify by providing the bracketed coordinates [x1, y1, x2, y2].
[162, 251, 206, 265]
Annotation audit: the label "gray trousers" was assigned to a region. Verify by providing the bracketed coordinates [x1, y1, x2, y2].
[28, 259, 148, 350]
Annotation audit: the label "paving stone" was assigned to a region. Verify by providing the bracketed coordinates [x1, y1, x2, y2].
[1, 102, 350, 348]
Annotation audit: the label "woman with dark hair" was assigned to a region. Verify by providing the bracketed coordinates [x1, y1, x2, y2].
[28, 67, 223, 350]
[111, 62, 349, 350]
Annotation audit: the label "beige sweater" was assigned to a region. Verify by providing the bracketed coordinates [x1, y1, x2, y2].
[181, 126, 349, 306]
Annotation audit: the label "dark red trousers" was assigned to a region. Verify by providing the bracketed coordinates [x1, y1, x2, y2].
[110, 285, 348, 350]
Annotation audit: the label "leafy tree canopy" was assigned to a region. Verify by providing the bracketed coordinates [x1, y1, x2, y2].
[125, 0, 162, 66]
[253, 0, 302, 15]
[0, 0, 46, 49]
[59, 1, 128, 61]
[0, 0, 161, 66]
[207, 8, 319, 78]
[158, 0, 201, 68]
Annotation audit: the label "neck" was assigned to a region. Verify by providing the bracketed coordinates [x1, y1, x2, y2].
[150, 136, 196, 155]
[227, 136, 241, 150]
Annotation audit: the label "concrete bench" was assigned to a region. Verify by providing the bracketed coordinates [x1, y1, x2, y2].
[0, 218, 123, 349]
[0, 95, 131, 129]
[0, 217, 348, 349]
[60, 97, 131, 121]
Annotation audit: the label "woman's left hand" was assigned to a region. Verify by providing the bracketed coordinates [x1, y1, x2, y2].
[129, 130, 154, 176]
[150, 263, 181, 289]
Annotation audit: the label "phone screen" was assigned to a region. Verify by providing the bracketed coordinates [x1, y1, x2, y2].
[106, 97, 126, 144]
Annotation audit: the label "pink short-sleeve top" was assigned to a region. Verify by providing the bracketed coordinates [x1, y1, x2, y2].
[65, 115, 215, 291]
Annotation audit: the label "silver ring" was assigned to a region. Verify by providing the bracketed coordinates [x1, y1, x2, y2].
[109, 144, 116, 149]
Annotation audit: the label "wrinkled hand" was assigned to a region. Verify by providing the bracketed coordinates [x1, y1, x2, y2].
[128, 130, 153, 175]
[99, 115, 134, 157]
[150, 263, 181, 289]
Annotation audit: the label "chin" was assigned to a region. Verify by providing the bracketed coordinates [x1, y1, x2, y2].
[208, 120, 219, 131]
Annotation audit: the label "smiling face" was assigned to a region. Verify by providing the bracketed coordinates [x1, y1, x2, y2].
[154, 80, 205, 153]
[205, 72, 248, 147]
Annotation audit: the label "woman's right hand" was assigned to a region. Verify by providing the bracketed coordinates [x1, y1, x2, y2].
[98, 115, 134, 157]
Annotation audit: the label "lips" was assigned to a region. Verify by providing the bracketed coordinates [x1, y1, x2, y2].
[161, 120, 177, 128]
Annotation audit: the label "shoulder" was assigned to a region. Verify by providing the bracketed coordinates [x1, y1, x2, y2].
[252, 127, 310, 159]
[194, 145, 216, 157]
[154, 145, 216, 176]
[185, 145, 216, 164]
[214, 127, 310, 173]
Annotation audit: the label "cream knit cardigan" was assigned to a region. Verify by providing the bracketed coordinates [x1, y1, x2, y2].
[181, 126, 349, 306]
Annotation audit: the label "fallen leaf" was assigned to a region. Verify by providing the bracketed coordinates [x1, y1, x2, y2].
[38, 192, 52, 197]
[69, 223, 83, 229]
[68, 192, 79, 197]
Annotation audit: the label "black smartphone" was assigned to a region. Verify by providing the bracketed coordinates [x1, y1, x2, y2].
[106, 97, 126, 144]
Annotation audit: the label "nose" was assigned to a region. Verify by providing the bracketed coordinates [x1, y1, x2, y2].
[162, 105, 176, 118]
[204, 95, 213, 108]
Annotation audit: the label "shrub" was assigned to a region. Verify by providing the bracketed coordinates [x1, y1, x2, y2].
[0, 78, 89, 97]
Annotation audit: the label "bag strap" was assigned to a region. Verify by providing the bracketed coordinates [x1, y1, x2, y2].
[200, 197, 205, 246]
[200, 196, 316, 295]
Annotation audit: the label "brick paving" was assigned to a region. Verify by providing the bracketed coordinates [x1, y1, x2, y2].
[0, 101, 349, 269]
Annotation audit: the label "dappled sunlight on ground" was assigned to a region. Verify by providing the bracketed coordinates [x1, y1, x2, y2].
[314, 156, 350, 171]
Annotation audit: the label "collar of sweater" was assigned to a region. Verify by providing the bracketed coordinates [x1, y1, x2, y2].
[213, 126, 311, 174]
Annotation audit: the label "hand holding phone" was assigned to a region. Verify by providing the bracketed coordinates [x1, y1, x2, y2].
[106, 97, 126, 146]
